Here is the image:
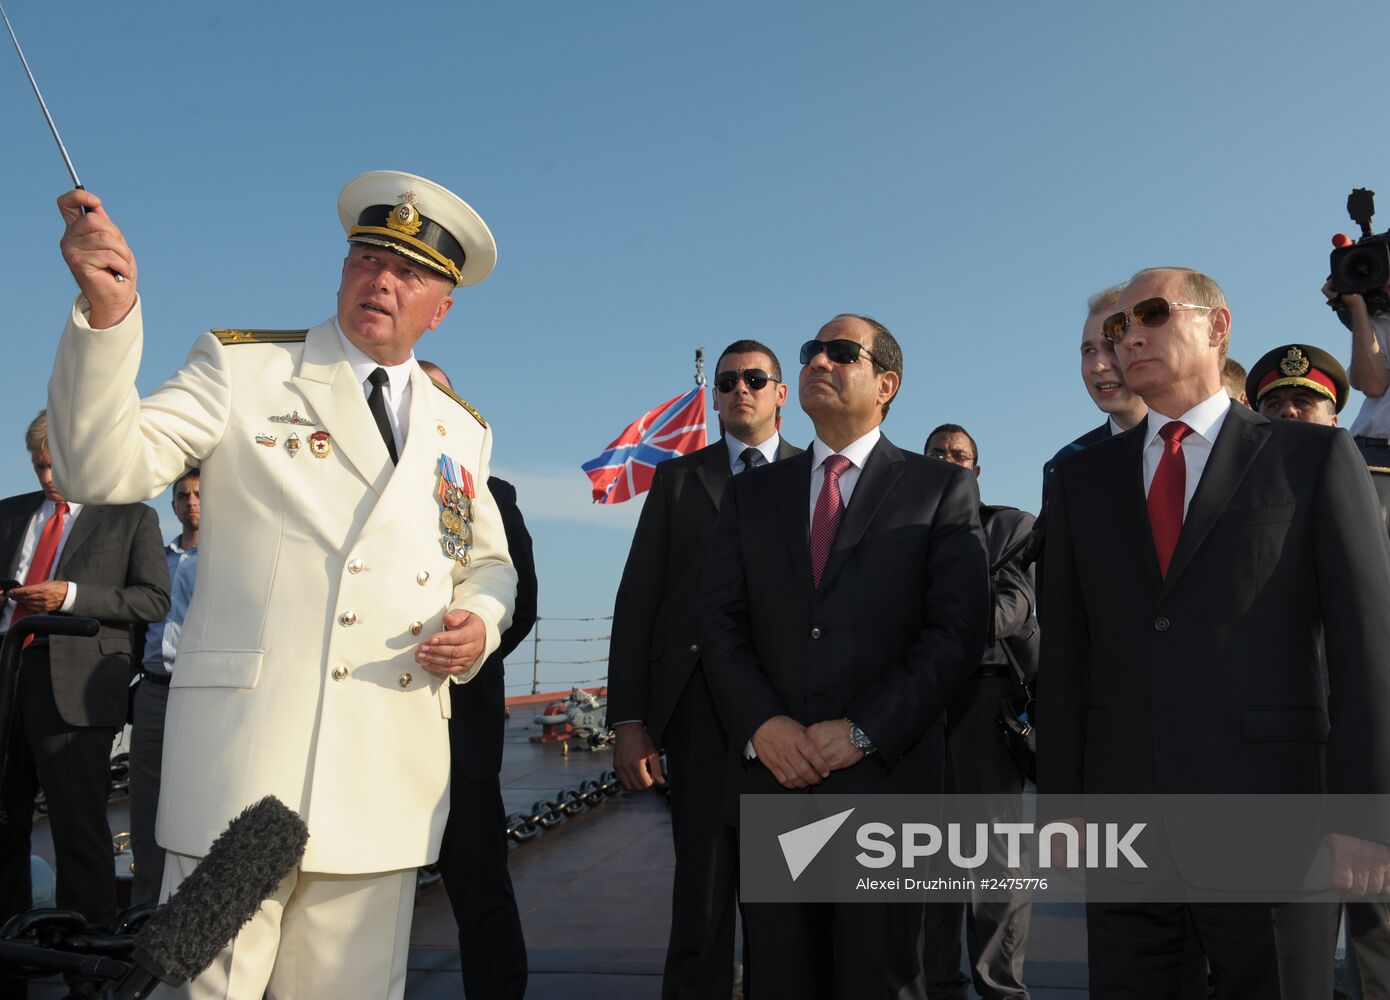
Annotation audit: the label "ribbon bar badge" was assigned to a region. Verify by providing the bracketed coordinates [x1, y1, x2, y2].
[437, 454, 476, 565]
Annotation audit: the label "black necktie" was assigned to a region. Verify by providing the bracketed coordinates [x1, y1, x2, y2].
[366, 367, 398, 465]
[739, 446, 767, 473]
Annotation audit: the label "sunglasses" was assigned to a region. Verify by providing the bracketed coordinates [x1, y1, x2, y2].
[928, 447, 976, 464]
[1102, 298, 1215, 343]
[715, 369, 779, 393]
[799, 339, 884, 368]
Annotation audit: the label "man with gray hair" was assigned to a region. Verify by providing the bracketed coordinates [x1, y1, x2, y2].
[1040, 266, 1390, 996]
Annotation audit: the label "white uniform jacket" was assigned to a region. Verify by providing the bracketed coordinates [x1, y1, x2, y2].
[48, 298, 517, 873]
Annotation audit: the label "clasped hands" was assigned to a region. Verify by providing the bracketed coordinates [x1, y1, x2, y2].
[752, 715, 864, 790]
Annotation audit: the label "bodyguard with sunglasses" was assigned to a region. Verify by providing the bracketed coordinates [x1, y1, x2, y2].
[609, 339, 800, 999]
[699, 315, 990, 998]
[1039, 267, 1390, 998]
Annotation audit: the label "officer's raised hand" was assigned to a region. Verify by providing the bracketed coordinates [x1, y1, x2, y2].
[57, 189, 137, 329]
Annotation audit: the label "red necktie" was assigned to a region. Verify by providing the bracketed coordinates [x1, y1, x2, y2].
[811, 456, 852, 588]
[11, 501, 69, 637]
[1147, 422, 1192, 577]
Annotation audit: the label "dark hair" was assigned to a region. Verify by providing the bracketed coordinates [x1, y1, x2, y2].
[716, 339, 783, 382]
[174, 467, 201, 490]
[924, 423, 978, 466]
[832, 314, 903, 416]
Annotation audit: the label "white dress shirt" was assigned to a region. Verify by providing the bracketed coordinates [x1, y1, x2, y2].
[2, 499, 83, 632]
[725, 431, 782, 475]
[1142, 389, 1233, 519]
[808, 427, 882, 523]
[333, 321, 414, 455]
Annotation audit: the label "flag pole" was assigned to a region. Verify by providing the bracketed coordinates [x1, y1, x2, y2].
[694, 349, 705, 387]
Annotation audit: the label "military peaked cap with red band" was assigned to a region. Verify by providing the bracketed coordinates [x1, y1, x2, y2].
[1246, 343, 1350, 414]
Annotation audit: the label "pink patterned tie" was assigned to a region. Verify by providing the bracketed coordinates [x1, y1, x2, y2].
[811, 455, 852, 588]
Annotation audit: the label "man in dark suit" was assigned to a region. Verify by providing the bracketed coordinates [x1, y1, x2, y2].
[1039, 268, 1390, 997]
[0, 411, 168, 996]
[420, 362, 537, 1000]
[1041, 283, 1148, 507]
[698, 315, 990, 998]
[609, 339, 800, 999]
[922, 423, 1037, 1000]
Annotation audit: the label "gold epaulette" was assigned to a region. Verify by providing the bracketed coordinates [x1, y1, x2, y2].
[428, 377, 487, 428]
[212, 329, 308, 346]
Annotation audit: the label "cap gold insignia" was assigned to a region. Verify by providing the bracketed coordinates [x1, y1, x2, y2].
[1279, 347, 1311, 378]
[309, 430, 332, 459]
[386, 198, 423, 237]
[285, 432, 302, 458]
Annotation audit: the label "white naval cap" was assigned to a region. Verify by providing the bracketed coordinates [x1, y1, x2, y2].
[337, 170, 496, 287]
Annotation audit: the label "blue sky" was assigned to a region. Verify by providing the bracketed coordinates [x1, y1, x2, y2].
[3, 1, 1386, 690]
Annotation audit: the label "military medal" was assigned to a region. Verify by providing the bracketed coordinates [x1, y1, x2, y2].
[255, 433, 277, 447]
[285, 432, 302, 458]
[437, 453, 476, 565]
[309, 431, 332, 459]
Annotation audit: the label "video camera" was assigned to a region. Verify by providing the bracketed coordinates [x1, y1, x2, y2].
[1329, 188, 1390, 314]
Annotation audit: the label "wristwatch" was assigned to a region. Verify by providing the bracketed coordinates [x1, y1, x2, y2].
[845, 718, 876, 755]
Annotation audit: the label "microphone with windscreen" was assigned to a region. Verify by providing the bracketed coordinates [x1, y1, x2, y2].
[109, 795, 308, 999]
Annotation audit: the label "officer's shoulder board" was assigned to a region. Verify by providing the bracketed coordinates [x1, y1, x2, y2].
[212, 329, 308, 346]
[428, 377, 487, 428]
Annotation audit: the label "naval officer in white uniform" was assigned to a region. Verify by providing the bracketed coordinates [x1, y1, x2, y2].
[48, 170, 518, 999]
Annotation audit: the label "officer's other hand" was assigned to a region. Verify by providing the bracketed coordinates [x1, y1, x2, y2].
[805, 719, 865, 772]
[57, 189, 137, 329]
[8, 580, 67, 612]
[614, 723, 665, 790]
[1328, 832, 1390, 897]
[751, 715, 830, 789]
[416, 609, 485, 676]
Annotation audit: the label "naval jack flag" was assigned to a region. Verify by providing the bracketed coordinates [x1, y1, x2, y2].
[582, 387, 707, 504]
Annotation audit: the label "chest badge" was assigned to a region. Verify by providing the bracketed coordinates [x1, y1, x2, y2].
[309, 431, 332, 459]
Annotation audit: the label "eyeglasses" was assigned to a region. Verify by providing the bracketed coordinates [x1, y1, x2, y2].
[714, 369, 778, 393]
[799, 339, 884, 368]
[1102, 298, 1215, 343]
[927, 448, 976, 464]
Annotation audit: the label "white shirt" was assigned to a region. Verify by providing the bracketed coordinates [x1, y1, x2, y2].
[1142, 389, 1233, 519]
[808, 427, 882, 523]
[1350, 314, 1390, 438]
[2, 499, 83, 632]
[725, 431, 782, 475]
[333, 321, 414, 455]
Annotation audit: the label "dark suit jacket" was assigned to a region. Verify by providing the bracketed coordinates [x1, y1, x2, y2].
[698, 435, 991, 803]
[1038, 405, 1390, 797]
[980, 505, 1039, 683]
[448, 477, 537, 781]
[607, 436, 802, 747]
[1040, 421, 1112, 512]
[0, 492, 169, 728]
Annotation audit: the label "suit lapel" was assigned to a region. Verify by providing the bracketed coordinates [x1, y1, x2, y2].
[1118, 419, 1163, 590]
[777, 451, 815, 593]
[818, 436, 904, 592]
[775, 438, 803, 462]
[358, 364, 438, 543]
[1161, 404, 1269, 593]
[290, 322, 394, 495]
[0, 494, 44, 577]
[55, 504, 101, 574]
[694, 443, 731, 509]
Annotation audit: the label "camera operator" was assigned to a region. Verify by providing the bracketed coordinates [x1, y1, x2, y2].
[1322, 276, 1390, 530]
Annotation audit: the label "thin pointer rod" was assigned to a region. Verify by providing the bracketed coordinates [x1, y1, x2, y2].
[0, 3, 125, 280]
[1, 3, 81, 188]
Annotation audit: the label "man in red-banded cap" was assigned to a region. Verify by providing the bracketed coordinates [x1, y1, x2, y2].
[1246, 344, 1349, 427]
[47, 172, 518, 999]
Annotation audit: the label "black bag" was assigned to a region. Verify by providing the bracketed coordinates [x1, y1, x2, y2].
[995, 637, 1036, 783]
[981, 505, 1038, 783]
